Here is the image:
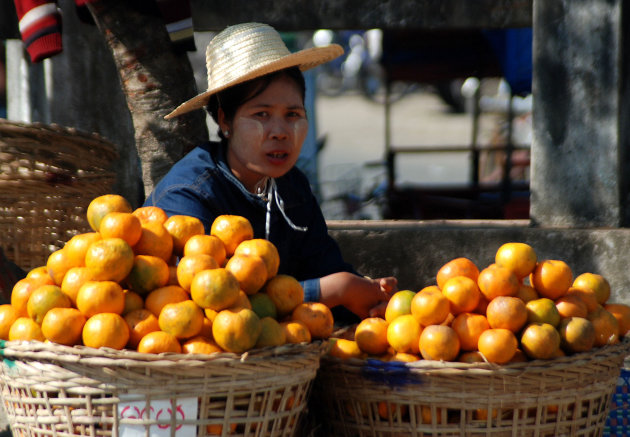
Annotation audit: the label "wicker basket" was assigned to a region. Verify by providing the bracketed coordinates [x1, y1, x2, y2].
[0, 119, 118, 271]
[313, 338, 630, 437]
[0, 340, 326, 437]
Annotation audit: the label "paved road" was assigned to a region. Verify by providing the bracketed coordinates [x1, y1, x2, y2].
[314, 88, 505, 219]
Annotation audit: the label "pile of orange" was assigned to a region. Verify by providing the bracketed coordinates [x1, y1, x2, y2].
[3, 194, 334, 355]
[329, 242, 630, 365]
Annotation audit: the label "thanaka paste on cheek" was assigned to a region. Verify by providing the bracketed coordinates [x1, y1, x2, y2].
[294, 119, 308, 149]
[236, 117, 264, 145]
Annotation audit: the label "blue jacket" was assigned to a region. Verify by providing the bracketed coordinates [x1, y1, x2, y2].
[144, 141, 356, 302]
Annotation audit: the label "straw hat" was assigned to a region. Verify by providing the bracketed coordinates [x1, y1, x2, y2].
[165, 22, 344, 119]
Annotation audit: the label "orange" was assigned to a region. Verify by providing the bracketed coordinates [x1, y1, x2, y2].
[386, 314, 422, 354]
[587, 305, 620, 347]
[419, 324, 460, 361]
[378, 402, 408, 421]
[125, 255, 170, 295]
[9, 317, 44, 342]
[510, 349, 529, 363]
[384, 289, 416, 323]
[98, 212, 142, 246]
[572, 272, 611, 305]
[519, 322, 561, 359]
[132, 206, 168, 225]
[234, 238, 280, 279]
[441, 276, 481, 315]
[555, 294, 588, 319]
[86, 194, 132, 232]
[122, 290, 144, 315]
[390, 352, 420, 362]
[206, 424, 237, 436]
[530, 260, 573, 300]
[474, 293, 490, 315]
[436, 257, 480, 289]
[328, 338, 365, 360]
[225, 253, 268, 295]
[144, 285, 189, 317]
[354, 317, 390, 355]
[60, 266, 93, 306]
[0, 304, 18, 340]
[205, 308, 220, 324]
[199, 316, 214, 338]
[516, 284, 539, 303]
[558, 317, 595, 353]
[124, 308, 160, 349]
[485, 296, 528, 333]
[526, 298, 561, 327]
[494, 242, 537, 279]
[158, 300, 204, 339]
[76, 280, 125, 317]
[212, 308, 262, 353]
[177, 254, 219, 292]
[46, 249, 74, 286]
[137, 330, 182, 354]
[210, 215, 254, 257]
[163, 214, 205, 255]
[565, 287, 599, 313]
[82, 313, 130, 350]
[410, 287, 450, 326]
[26, 266, 53, 283]
[41, 307, 86, 346]
[458, 350, 486, 363]
[451, 312, 490, 351]
[477, 328, 518, 364]
[418, 405, 444, 424]
[181, 336, 223, 354]
[11, 277, 47, 317]
[291, 302, 334, 339]
[477, 264, 519, 301]
[64, 232, 102, 267]
[281, 320, 312, 344]
[263, 274, 304, 317]
[255, 316, 286, 348]
[27, 284, 72, 324]
[84, 237, 135, 283]
[133, 221, 174, 262]
[190, 268, 240, 311]
[249, 293, 278, 320]
[605, 303, 630, 336]
[183, 234, 227, 266]
[228, 290, 252, 311]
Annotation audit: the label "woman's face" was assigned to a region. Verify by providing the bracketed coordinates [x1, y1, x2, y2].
[221, 75, 308, 192]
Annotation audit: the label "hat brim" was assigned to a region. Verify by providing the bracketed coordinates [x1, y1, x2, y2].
[165, 44, 344, 119]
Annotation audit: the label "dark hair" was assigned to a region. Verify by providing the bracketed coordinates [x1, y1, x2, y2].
[206, 67, 306, 141]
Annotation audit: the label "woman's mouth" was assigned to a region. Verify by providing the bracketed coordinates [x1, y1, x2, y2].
[267, 151, 289, 163]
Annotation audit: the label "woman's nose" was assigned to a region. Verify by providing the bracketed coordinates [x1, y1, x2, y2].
[268, 117, 290, 139]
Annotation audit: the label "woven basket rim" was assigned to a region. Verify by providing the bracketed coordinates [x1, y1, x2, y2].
[0, 339, 328, 368]
[322, 336, 630, 376]
[0, 118, 118, 149]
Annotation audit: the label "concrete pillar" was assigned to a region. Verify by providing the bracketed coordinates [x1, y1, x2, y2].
[531, 0, 628, 227]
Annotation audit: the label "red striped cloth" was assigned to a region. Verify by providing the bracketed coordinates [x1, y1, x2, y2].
[12, 0, 195, 63]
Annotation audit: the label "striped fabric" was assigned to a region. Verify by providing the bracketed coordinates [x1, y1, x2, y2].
[13, 0, 62, 62]
[12, 0, 195, 63]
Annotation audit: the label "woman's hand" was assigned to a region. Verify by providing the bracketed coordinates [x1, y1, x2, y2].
[319, 272, 398, 319]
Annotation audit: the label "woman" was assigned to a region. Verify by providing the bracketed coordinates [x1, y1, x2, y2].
[145, 22, 397, 321]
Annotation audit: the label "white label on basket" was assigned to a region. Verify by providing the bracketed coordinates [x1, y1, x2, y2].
[117, 395, 197, 437]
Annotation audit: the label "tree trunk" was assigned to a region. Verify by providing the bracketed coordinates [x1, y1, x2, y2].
[85, 0, 208, 198]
